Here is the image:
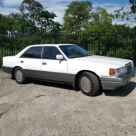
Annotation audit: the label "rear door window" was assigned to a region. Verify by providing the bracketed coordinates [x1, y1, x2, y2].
[21, 47, 42, 58]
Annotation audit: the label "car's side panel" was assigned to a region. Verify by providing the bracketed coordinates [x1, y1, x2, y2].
[40, 59, 72, 82]
[67, 59, 110, 77]
[38, 71, 75, 83]
[18, 58, 41, 78]
[41, 59, 67, 72]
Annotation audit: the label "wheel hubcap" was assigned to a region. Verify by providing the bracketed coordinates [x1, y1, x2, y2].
[16, 70, 23, 82]
[80, 76, 92, 93]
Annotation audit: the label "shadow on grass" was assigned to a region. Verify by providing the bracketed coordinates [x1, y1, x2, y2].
[103, 81, 136, 97]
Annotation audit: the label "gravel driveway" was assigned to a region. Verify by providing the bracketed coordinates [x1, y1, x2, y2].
[0, 70, 136, 136]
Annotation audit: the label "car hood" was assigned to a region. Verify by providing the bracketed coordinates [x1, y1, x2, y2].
[73, 55, 132, 68]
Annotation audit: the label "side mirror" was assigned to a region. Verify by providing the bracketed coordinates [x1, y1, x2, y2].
[56, 54, 64, 60]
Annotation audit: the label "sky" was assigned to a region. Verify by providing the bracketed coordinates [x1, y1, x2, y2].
[0, 0, 135, 27]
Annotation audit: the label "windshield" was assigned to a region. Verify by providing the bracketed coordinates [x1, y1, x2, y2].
[59, 45, 91, 59]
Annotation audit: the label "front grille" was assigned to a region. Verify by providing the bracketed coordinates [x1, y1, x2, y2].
[126, 63, 132, 72]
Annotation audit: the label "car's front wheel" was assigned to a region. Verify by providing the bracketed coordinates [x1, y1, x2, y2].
[14, 67, 27, 84]
[78, 72, 100, 96]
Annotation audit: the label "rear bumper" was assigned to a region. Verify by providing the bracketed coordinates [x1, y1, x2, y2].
[100, 69, 136, 90]
[2, 66, 12, 74]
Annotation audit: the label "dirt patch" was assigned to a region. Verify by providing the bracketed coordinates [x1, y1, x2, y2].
[0, 70, 136, 136]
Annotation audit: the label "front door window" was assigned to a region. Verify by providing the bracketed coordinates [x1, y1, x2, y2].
[42, 46, 61, 59]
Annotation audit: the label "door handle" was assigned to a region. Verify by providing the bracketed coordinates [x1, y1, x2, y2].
[42, 62, 47, 65]
[21, 61, 23, 63]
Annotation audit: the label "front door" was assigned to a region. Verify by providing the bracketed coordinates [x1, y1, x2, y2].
[40, 46, 68, 82]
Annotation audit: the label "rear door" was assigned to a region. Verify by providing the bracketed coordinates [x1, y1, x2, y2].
[19, 46, 42, 78]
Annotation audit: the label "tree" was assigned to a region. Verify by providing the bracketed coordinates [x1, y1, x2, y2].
[7, 13, 23, 32]
[113, 7, 131, 22]
[63, 1, 93, 32]
[13, 14, 38, 33]
[50, 22, 62, 33]
[129, 0, 136, 13]
[35, 10, 57, 33]
[0, 14, 8, 32]
[18, 0, 43, 14]
[90, 7, 114, 24]
[0, 13, 22, 32]
[82, 7, 115, 34]
[16, 0, 61, 34]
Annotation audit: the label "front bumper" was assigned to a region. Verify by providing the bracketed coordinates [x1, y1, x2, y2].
[100, 69, 136, 90]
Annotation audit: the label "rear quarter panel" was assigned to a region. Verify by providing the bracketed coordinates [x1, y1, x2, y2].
[2, 46, 30, 68]
[3, 56, 19, 68]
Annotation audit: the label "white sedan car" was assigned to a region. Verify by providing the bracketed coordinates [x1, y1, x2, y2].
[2, 44, 136, 96]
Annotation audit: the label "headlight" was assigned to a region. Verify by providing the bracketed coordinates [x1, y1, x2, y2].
[110, 67, 127, 76]
[115, 67, 127, 76]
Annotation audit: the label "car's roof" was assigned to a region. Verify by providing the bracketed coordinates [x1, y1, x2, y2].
[28, 44, 75, 47]
[16, 44, 77, 58]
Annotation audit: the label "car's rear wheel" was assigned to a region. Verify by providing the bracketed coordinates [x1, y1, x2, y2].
[14, 67, 27, 84]
[78, 72, 100, 96]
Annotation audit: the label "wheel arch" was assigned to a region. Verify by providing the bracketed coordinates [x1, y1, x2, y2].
[74, 70, 102, 90]
[12, 66, 22, 79]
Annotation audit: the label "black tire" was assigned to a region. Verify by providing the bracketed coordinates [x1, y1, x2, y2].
[14, 67, 27, 84]
[78, 72, 100, 96]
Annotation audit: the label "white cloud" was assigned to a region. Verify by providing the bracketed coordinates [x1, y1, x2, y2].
[93, 2, 131, 13]
[0, 7, 19, 15]
[112, 20, 136, 28]
[46, 4, 67, 24]
[2, 0, 75, 7]
[2, 0, 22, 7]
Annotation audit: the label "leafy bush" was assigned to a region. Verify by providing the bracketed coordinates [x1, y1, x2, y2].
[0, 59, 2, 68]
